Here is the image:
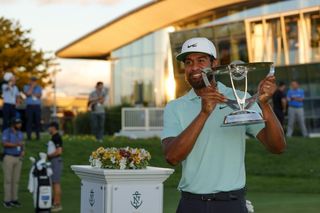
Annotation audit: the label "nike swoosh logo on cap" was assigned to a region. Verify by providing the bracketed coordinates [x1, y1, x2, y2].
[219, 105, 228, 110]
[187, 43, 197, 48]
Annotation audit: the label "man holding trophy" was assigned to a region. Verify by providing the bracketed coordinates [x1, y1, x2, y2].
[161, 37, 286, 213]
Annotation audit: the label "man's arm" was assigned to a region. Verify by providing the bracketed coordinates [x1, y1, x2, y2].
[34, 86, 42, 99]
[256, 76, 286, 154]
[88, 92, 98, 102]
[291, 96, 304, 102]
[281, 97, 287, 113]
[48, 147, 62, 159]
[2, 142, 22, 148]
[162, 112, 210, 166]
[24, 84, 34, 96]
[162, 86, 226, 166]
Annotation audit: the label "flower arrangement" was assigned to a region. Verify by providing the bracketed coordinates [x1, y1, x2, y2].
[89, 147, 151, 170]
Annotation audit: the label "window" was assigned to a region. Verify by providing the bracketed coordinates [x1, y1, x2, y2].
[246, 7, 320, 65]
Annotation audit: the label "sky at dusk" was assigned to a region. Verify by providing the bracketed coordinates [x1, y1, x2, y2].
[0, 0, 151, 96]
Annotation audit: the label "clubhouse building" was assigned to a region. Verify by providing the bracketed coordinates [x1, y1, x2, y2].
[56, 0, 320, 133]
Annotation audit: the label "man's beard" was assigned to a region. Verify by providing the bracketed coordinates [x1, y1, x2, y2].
[14, 125, 21, 130]
[186, 72, 214, 89]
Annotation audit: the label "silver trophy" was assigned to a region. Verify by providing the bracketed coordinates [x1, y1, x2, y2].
[201, 61, 275, 127]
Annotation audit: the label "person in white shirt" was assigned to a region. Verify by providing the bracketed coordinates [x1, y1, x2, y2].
[1, 72, 20, 131]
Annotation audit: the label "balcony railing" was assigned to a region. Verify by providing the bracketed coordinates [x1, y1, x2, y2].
[121, 107, 164, 131]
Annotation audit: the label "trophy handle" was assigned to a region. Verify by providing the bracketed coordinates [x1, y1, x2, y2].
[244, 64, 275, 109]
[225, 99, 240, 110]
[244, 94, 258, 109]
[201, 67, 215, 87]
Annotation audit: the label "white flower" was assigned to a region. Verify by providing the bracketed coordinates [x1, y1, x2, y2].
[92, 159, 102, 168]
[110, 157, 116, 164]
[129, 161, 135, 169]
[131, 148, 138, 154]
[119, 157, 127, 170]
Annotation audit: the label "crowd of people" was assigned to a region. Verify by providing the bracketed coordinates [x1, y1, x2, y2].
[272, 80, 309, 137]
[1, 72, 42, 139]
[1, 72, 64, 211]
[1, 73, 108, 211]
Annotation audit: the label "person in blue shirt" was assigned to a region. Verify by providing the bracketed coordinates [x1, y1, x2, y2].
[23, 76, 42, 140]
[2, 117, 24, 208]
[286, 80, 308, 137]
[161, 37, 286, 213]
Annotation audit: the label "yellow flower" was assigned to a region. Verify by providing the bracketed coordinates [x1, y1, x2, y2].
[116, 152, 122, 161]
[133, 156, 141, 164]
[102, 152, 110, 160]
[91, 151, 98, 159]
[97, 147, 105, 154]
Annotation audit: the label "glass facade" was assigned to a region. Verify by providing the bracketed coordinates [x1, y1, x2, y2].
[110, 30, 171, 107]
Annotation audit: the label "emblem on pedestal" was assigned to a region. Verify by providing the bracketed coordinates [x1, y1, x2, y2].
[89, 189, 95, 207]
[131, 191, 143, 209]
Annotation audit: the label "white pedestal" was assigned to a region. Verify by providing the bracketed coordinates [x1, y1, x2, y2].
[71, 165, 174, 213]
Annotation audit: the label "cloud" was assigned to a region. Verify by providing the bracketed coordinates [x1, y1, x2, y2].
[37, 0, 123, 6]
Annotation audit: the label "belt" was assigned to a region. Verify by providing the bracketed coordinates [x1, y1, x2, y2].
[4, 154, 20, 157]
[289, 106, 303, 108]
[49, 155, 61, 160]
[181, 188, 245, 201]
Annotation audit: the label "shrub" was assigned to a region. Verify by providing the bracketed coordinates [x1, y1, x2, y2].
[74, 104, 132, 135]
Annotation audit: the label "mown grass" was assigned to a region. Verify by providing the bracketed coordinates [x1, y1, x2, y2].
[0, 135, 319, 212]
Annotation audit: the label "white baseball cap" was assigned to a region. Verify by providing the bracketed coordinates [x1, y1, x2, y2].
[176, 37, 217, 61]
[3, 72, 14, 81]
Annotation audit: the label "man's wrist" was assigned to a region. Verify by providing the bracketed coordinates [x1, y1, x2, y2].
[259, 102, 271, 110]
[199, 110, 211, 120]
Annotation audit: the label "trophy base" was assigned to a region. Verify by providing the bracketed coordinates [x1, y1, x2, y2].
[222, 110, 264, 127]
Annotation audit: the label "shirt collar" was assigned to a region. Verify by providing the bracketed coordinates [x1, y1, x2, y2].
[186, 81, 229, 101]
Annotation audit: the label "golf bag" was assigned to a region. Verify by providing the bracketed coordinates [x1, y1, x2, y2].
[28, 153, 53, 213]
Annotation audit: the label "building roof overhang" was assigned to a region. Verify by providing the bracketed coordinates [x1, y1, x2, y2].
[56, 0, 248, 60]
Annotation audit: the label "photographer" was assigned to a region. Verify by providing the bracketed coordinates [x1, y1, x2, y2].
[88, 82, 107, 142]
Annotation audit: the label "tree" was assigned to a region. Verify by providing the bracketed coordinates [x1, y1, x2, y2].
[0, 16, 53, 90]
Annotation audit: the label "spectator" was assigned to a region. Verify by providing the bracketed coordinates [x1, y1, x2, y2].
[2, 117, 24, 208]
[47, 121, 63, 212]
[88, 82, 107, 142]
[286, 80, 308, 137]
[1, 72, 20, 131]
[23, 76, 42, 140]
[272, 81, 287, 127]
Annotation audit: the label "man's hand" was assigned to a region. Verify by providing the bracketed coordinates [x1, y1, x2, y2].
[197, 84, 226, 115]
[20, 151, 25, 158]
[258, 76, 276, 105]
[30, 81, 37, 87]
[256, 76, 286, 154]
